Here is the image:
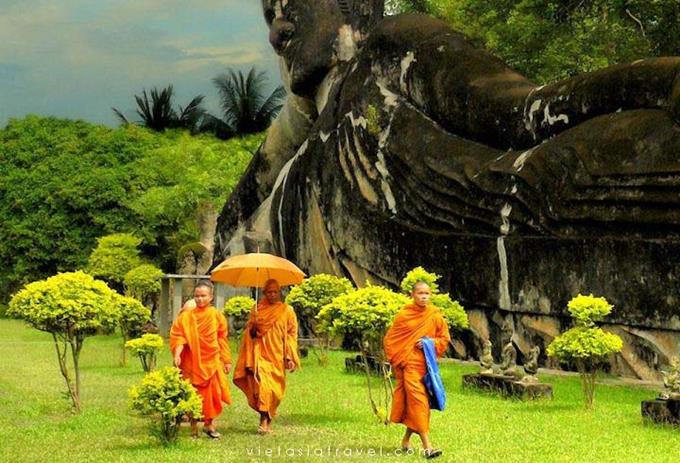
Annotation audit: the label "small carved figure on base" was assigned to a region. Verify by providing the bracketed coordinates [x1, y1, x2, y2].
[501, 341, 524, 379]
[521, 346, 541, 384]
[479, 340, 494, 375]
[660, 356, 680, 400]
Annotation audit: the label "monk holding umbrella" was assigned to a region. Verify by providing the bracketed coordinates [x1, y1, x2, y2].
[211, 252, 304, 434]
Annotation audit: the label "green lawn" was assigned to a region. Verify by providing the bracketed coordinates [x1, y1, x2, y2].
[0, 319, 678, 462]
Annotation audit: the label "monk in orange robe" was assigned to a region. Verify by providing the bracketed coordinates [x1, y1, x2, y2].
[233, 279, 300, 434]
[384, 281, 450, 459]
[170, 280, 232, 438]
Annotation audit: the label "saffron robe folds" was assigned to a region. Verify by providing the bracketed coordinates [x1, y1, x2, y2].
[383, 304, 450, 433]
[233, 301, 300, 418]
[169, 306, 232, 420]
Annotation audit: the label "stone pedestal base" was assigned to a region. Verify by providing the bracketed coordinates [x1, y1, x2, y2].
[462, 373, 553, 400]
[641, 399, 680, 425]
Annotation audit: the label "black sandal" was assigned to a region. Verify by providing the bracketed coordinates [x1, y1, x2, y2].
[424, 448, 442, 459]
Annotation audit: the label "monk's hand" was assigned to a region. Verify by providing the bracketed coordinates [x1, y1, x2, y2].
[286, 359, 296, 372]
[224, 363, 232, 374]
[416, 340, 423, 350]
[174, 352, 182, 367]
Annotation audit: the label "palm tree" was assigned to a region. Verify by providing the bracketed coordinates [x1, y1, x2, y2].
[113, 85, 206, 132]
[204, 67, 285, 138]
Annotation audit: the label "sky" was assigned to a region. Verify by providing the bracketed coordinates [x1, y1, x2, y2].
[0, 0, 281, 127]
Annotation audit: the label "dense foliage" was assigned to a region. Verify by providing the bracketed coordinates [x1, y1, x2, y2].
[388, 0, 679, 83]
[547, 294, 623, 408]
[125, 333, 164, 372]
[88, 233, 143, 286]
[0, 116, 261, 303]
[7, 271, 121, 411]
[129, 367, 203, 445]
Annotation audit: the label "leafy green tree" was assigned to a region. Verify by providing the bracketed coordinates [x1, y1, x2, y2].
[547, 294, 623, 409]
[286, 274, 355, 365]
[317, 285, 409, 424]
[0, 116, 258, 302]
[203, 67, 285, 137]
[125, 132, 262, 265]
[126, 333, 164, 372]
[129, 367, 203, 445]
[387, 0, 679, 84]
[87, 233, 143, 288]
[7, 271, 120, 411]
[113, 85, 206, 132]
[116, 295, 151, 366]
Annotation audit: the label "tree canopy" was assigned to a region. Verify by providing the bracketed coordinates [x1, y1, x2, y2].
[0, 116, 261, 304]
[388, 0, 679, 83]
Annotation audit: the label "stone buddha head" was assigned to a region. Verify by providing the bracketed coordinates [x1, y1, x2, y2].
[261, 0, 383, 97]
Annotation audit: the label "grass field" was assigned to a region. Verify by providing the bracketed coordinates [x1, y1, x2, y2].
[0, 319, 678, 462]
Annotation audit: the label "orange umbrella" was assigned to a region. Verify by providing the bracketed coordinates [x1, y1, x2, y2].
[211, 252, 305, 313]
[210, 252, 305, 288]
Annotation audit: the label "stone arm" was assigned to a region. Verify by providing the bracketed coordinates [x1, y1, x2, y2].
[213, 92, 316, 259]
[366, 13, 680, 150]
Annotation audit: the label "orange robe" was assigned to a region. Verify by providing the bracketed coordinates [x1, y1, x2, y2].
[383, 304, 450, 434]
[169, 305, 232, 420]
[233, 300, 300, 418]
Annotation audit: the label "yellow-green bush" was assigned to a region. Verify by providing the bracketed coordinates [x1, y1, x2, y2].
[8, 271, 120, 411]
[317, 284, 409, 355]
[223, 295, 255, 336]
[124, 264, 163, 301]
[222, 295, 255, 318]
[547, 294, 623, 408]
[286, 274, 354, 335]
[431, 293, 469, 331]
[126, 334, 164, 372]
[129, 367, 203, 445]
[566, 293, 613, 327]
[400, 266, 440, 293]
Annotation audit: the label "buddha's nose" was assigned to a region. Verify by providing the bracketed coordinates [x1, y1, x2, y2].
[269, 19, 295, 54]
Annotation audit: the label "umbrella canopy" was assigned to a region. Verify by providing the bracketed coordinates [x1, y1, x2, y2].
[210, 252, 306, 288]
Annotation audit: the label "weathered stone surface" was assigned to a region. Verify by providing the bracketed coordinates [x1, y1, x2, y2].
[215, 2, 680, 380]
[462, 373, 553, 400]
[641, 399, 680, 426]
